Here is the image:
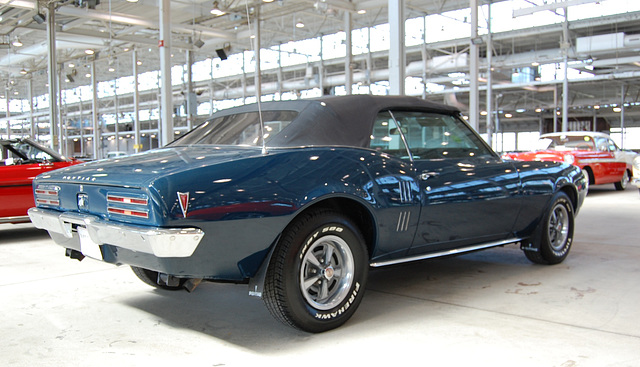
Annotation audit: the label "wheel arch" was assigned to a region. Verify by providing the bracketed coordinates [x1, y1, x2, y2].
[582, 165, 595, 185]
[558, 183, 579, 212]
[292, 196, 377, 258]
[247, 195, 377, 298]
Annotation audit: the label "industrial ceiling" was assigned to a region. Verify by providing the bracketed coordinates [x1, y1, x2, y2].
[1, 0, 640, 152]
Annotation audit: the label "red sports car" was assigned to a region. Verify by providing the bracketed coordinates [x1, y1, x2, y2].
[503, 132, 633, 191]
[1, 138, 79, 223]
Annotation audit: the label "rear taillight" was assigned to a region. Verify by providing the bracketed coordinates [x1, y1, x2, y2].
[35, 185, 60, 206]
[107, 193, 149, 219]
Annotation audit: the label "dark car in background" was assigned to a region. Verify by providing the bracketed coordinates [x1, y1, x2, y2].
[28, 95, 587, 332]
[0, 138, 79, 224]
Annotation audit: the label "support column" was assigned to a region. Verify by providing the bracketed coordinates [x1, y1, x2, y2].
[29, 79, 34, 138]
[79, 97, 84, 157]
[420, 46, 427, 99]
[5, 87, 9, 139]
[46, 2, 58, 150]
[620, 84, 626, 149]
[388, 0, 405, 95]
[553, 86, 558, 132]
[253, 7, 262, 100]
[469, 0, 479, 132]
[159, 0, 173, 147]
[186, 49, 194, 131]
[277, 45, 282, 99]
[91, 60, 100, 160]
[114, 92, 119, 152]
[133, 49, 141, 152]
[367, 26, 373, 94]
[344, 9, 352, 95]
[495, 95, 501, 152]
[319, 35, 325, 95]
[57, 64, 65, 156]
[561, 7, 569, 132]
[486, 0, 493, 146]
[242, 52, 247, 103]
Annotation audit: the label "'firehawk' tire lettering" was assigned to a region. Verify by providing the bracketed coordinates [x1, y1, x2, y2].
[314, 282, 360, 319]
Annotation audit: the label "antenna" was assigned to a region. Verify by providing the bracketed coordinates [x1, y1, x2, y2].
[245, 1, 268, 155]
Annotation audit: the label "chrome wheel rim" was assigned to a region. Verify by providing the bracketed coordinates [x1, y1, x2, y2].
[299, 235, 354, 311]
[548, 204, 570, 251]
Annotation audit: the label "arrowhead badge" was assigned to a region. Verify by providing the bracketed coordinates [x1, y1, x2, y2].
[177, 192, 189, 218]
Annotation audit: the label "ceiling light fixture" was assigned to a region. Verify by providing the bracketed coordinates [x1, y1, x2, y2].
[296, 20, 305, 28]
[471, 36, 483, 45]
[32, 13, 45, 24]
[12, 37, 23, 47]
[19, 68, 27, 75]
[193, 39, 205, 48]
[210, 1, 226, 16]
[85, 49, 95, 55]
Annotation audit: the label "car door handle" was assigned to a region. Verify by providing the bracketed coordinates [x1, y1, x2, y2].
[420, 171, 439, 181]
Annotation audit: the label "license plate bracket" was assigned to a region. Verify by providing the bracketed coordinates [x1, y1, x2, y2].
[78, 226, 103, 260]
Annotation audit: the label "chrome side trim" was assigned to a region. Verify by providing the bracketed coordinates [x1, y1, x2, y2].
[27, 207, 204, 258]
[369, 238, 524, 268]
[0, 215, 30, 224]
[396, 211, 411, 232]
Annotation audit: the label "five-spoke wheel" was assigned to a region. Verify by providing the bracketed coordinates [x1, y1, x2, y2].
[525, 191, 575, 265]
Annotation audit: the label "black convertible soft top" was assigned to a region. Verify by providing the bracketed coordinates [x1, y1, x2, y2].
[210, 95, 461, 148]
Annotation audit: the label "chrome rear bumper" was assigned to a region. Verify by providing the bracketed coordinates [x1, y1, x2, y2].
[28, 207, 204, 258]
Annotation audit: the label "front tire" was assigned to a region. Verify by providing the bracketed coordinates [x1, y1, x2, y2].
[525, 191, 575, 265]
[614, 170, 629, 191]
[263, 209, 368, 333]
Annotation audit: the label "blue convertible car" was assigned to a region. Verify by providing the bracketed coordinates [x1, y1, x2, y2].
[29, 95, 587, 332]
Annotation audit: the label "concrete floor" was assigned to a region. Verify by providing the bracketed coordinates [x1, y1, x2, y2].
[1, 185, 639, 367]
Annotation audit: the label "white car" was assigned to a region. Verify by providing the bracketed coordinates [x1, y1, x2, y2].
[633, 156, 640, 193]
[106, 151, 128, 159]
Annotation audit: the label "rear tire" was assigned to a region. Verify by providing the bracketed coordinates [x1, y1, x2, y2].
[525, 191, 574, 265]
[263, 209, 368, 333]
[614, 170, 629, 191]
[131, 266, 186, 291]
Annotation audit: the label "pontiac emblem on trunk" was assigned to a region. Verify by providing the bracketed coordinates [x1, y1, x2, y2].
[77, 193, 89, 211]
[177, 192, 189, 218]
